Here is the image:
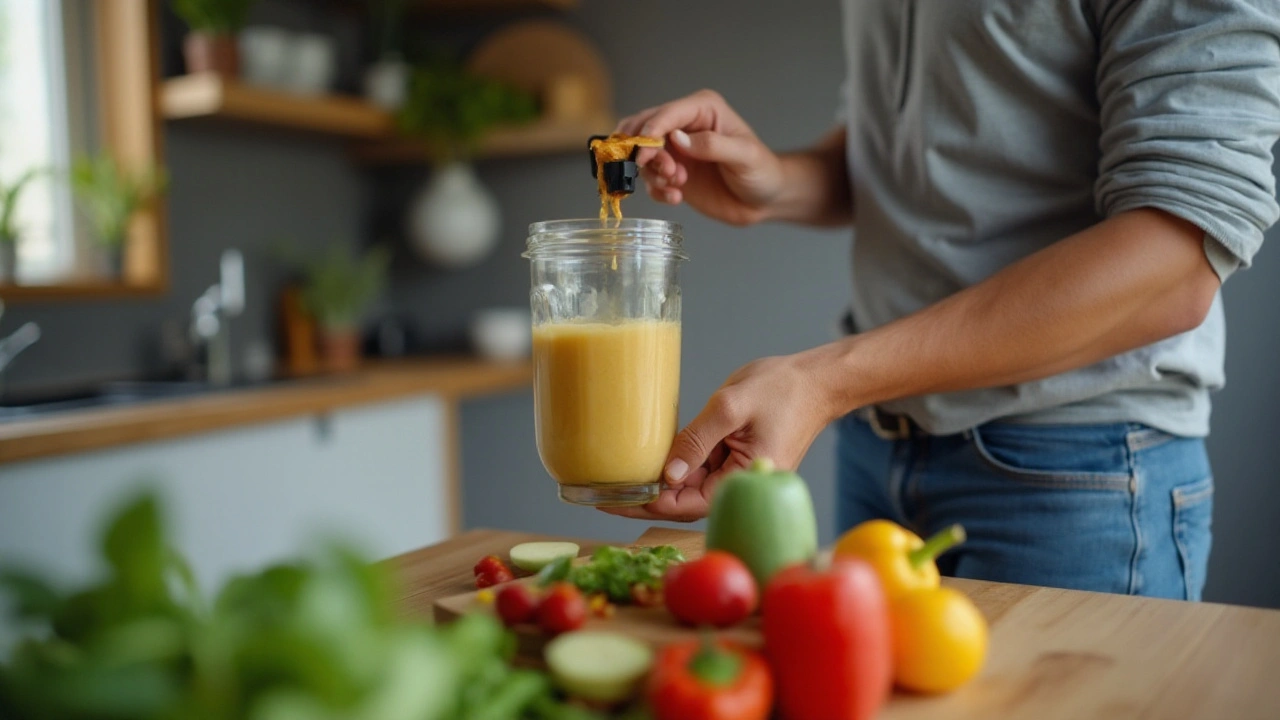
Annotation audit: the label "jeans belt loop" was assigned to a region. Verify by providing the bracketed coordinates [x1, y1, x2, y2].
[868, 406, 911, 441]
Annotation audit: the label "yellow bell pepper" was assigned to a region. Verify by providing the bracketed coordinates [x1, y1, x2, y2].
[832, 520, 966, 599]
[890, 586, 988, 693]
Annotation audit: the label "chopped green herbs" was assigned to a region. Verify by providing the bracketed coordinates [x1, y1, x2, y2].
[536, 545, 686, 603]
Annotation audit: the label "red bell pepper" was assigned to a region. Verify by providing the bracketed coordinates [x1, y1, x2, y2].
[762, 557, 892, 720]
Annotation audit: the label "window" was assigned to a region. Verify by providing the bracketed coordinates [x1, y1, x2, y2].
[0, 0, 85, 283]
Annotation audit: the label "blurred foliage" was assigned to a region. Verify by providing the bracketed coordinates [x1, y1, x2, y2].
[0, 492, 642, 720]
[398, 59, 539, 165]
[0, 168, 40, 245]
[70, 154, 167, 248]
[170, 0, 258, 34]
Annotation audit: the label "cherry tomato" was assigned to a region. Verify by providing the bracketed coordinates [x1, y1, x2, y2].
[496, 584, 540, 626]
[664, 551, 758, 627]
[538, 583, 587, 635]
[474, 555, 514, 588]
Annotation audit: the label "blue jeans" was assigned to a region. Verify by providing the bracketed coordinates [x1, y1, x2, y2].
[836, 414, 1214, 600]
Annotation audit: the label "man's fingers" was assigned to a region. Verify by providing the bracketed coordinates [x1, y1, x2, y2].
[635, 89, 732, 140]
[671, 129, 760, 170]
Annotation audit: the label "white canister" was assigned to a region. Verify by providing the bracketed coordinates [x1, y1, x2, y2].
[238, 26, 291, 88]
[285, 33, 336, 95]
[363, 57, 409, 110]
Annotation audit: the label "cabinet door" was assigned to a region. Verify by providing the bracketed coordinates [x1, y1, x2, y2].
[0, 394, 448, 595]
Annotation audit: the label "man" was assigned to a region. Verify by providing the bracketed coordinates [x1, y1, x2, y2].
[605, 0, 1280, 600]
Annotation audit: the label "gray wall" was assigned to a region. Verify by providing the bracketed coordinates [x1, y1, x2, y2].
[2, 0, 1276, 607]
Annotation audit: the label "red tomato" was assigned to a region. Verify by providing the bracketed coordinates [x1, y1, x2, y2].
[664, 551, 758, 627]
[474, 555, 515, 588]
[537, 583, 587, 635]
[496, 584, 540, 626]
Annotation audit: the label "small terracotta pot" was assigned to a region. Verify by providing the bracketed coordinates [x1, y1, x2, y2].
[183, 32, 240, 77]
[320, 328, 362, 373]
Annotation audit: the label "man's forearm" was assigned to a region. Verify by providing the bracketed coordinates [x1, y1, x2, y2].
[807, 209, 1222, 419]
[766, 128, 853, 227]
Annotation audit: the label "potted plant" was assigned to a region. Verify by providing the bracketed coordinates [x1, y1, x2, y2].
[171, 0, 258, 76]
[398, 61, 537, 269]
[296, 243, 391, 373]
[0, 169, 38, 284]
[70, 154, 167, 277]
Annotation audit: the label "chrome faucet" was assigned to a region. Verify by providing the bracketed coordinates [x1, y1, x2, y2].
[0, 320, 41, 399]
[189, 249, 245, 386]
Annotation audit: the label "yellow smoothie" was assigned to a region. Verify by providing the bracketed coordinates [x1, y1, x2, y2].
[533, 320, 681, 485]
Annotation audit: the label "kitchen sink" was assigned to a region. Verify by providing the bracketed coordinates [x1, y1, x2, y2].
[0, 378, 300, 422]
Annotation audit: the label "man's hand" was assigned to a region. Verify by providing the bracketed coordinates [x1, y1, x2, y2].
[602, 353, 837, 522]
[616, 89, 787, 227]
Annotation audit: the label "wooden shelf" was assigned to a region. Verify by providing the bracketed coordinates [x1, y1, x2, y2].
[0, 280, 166, 303]
[352, 113, 614, 164]
[160, 75, 612, 161]
[160, 74, 397, 138]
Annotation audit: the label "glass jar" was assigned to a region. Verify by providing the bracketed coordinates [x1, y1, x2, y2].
[524, 218, 688, 506]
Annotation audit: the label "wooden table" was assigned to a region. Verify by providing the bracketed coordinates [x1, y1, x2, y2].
[387, 527, 1280, 720]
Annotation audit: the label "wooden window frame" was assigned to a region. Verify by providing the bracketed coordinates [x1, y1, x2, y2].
[1, 0, 168, 303]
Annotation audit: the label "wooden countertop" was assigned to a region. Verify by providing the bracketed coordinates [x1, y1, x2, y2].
[0, 358, 531, 465]
[388, 527, 1280, 720]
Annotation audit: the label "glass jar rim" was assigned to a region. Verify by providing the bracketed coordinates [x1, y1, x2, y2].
[524, 218, 687, 260]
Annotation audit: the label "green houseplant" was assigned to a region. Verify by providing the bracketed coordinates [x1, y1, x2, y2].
[398, 61, 536, 269]
[295, 243, 391, 372]
[170, 0, 258, 76]
[0, 168, 39, 283]
[70, 154, 167, 277]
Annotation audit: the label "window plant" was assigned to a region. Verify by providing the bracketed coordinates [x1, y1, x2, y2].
[170, 0, 258, 76]
[70, 154, 167, 277]
[0, 168, 38, 284]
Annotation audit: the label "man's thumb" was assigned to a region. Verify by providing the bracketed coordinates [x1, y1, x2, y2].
[664, 392, 742, 485]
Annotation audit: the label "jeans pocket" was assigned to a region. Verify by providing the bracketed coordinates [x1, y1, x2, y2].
[968, 424, 1133, 490]
[1172, 477, 1214, 601]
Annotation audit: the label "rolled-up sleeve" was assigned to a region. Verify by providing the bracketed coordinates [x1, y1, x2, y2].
[1093, 0, 1280, 280]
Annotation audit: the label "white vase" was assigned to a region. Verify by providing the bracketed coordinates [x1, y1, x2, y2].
[363, 57, 409, 110]
[407, 163, 501, 269]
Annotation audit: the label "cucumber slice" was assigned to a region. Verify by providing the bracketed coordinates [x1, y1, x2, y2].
[509, 541, 581, 572]
[544, 631, 654, 703]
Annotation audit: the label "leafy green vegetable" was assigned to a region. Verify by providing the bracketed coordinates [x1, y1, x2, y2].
[0, 492, 652, 719]
[536, 546, 686, 603]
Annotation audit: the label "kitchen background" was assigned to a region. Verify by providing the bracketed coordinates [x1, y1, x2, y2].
[0, 0, 1277, 609]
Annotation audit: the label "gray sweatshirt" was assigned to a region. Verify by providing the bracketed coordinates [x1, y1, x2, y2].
[839, 0, 1280, 436]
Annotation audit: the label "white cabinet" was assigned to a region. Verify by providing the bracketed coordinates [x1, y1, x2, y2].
[0, 394, 448, 596]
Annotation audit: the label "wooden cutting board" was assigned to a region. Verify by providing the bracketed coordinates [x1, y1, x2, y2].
[432, 527, 754, 660]
[425, 527, 1280, 719]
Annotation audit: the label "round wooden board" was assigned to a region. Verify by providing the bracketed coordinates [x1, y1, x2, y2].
[466, 20, 612, 116]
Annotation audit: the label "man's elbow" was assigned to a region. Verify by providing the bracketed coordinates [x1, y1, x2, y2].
[1163, 266, 1220, 337]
